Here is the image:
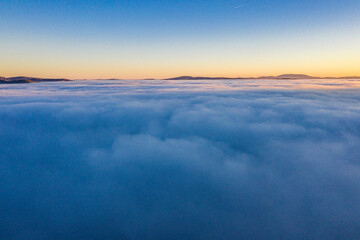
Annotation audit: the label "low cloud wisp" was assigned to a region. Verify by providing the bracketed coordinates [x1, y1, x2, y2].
[1, 79, 360, 239]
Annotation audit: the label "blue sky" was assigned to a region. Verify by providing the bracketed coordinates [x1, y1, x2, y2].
[1, 0, 359, 78]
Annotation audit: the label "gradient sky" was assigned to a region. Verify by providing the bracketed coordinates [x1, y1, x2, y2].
[1, 0, 360, 79]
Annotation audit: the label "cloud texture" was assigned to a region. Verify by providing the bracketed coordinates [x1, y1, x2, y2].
[1, 80, 360, 239]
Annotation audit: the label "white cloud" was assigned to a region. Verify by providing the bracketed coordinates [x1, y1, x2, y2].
[0, 80, 360, 239]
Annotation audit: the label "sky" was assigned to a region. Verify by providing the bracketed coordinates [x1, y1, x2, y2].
[1, 0, 360, 79]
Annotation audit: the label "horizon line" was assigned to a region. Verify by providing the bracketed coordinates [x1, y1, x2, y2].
[2, 74, 360, 81]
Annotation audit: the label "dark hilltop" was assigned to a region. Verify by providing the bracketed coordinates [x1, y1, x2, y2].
[1, 74, 360, 84]
[165, 74, 360, 80]
[0, 76, 71, 84]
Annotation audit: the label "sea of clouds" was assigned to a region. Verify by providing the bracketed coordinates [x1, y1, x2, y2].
[1, 79, 360, 239]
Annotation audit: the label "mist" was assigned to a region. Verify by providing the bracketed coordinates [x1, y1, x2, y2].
[1, 79, 360, 239]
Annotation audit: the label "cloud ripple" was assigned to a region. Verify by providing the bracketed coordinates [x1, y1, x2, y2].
[0, 80, 360, 239]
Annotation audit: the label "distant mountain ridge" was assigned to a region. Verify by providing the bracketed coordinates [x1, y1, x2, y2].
[165, 76, 246, 80]
[0, 76, 71, 84]
[275, 74, 316, 79]
[165, 74, 360, 80]
[1, 75, 360, 84]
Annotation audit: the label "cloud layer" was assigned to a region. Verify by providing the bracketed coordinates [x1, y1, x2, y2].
[1, 80, 360, 239]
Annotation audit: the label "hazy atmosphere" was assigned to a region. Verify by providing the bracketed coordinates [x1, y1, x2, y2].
[1, 1, 360, 239]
